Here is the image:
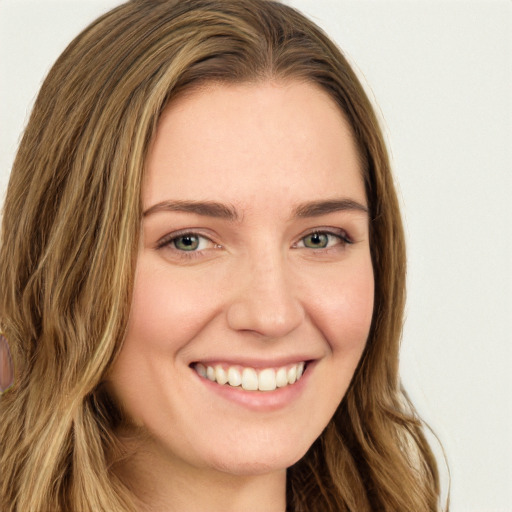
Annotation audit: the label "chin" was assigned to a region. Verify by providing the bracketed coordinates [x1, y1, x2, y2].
[201, 432, 313, 477]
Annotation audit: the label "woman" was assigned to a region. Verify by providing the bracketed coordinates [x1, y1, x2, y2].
[0, 0, 443, 510]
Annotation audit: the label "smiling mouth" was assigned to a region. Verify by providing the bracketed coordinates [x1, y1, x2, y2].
[192, 362, 307, 392]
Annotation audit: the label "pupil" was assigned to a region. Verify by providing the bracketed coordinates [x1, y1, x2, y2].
[176, 235, 198, 250]
[307, 233, 327, 248]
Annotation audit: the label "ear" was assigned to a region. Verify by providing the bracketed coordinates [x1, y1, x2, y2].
[0, 334, 14, 393]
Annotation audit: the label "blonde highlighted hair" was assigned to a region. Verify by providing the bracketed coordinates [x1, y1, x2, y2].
[0, 0, 442, 510]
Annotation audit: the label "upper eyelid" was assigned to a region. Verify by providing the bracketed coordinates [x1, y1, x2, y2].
[294, 227, 352, 243]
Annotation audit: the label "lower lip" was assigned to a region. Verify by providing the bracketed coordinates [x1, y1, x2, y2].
[192, 362, 314, 412]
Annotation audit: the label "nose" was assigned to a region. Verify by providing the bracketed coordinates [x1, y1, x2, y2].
[226, 251, 305, 339]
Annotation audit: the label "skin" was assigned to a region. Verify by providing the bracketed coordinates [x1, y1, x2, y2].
[107, 81, 374, 512]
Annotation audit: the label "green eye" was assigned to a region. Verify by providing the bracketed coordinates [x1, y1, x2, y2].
[173, 235, 200, 251]
[302, 232, 329, 249]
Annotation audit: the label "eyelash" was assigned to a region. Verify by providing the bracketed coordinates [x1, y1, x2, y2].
[156, 228, 353, 260]
[292, 229, 353, 251]
[156, 230, 220, 260]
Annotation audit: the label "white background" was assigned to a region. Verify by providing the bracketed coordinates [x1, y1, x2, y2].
[1, 1, 511, 510]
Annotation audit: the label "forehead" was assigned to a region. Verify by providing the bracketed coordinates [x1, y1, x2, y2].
[144, 81, 366, 214]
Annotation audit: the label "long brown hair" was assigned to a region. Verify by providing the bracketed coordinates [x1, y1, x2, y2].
[0, 1, 442, 510]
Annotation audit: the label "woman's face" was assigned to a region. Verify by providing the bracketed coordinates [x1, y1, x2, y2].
[108, 81, 374, 477]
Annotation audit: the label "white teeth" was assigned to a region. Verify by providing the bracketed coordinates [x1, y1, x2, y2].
[276, 367, 288, 388]
[227, 367, 242, 387]
[297, 362, 305, 379]
[206, 366, 216, 381]
[287, 365, 297, 384]
[215, 365, 228, 385]
[258, 368, 276, 391]
[241, 368, 259, 391]
[196, 362, 307, 391]
[196, 363, 207, 378]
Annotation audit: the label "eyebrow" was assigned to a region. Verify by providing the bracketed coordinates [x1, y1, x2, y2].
[143, 198, 368, 221]
[292, 199, 368, 218]
[143, 200, 240, 221]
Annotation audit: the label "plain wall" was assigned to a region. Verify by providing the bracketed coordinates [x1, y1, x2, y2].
[1, 1, 511, 510]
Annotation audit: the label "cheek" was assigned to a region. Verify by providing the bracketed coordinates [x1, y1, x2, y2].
[127, 262, 223, 352]
[304, 261, 375, 354]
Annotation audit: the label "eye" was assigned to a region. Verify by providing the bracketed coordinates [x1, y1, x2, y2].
[157, 231, 219, 254]
[295, 230, 352, 250]
[173, 234, 202, 251]
[302, 232, 331, 249]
